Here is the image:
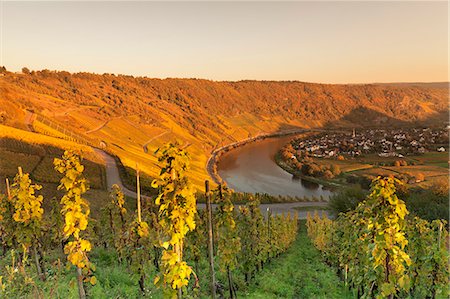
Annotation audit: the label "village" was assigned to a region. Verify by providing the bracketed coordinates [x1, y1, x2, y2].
[291, 127, 449, 159]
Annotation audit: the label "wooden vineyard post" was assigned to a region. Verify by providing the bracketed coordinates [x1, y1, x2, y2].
[6, 178, 11, 199]
[220, 184, 237, 299]
[438, 222, 443, 248]
[76, 267, 86, 299]
[267, 207, 271, 262]
[344, 264, 348, 286]
[136, 163, 141, 222]
[205, 180, 216, 299]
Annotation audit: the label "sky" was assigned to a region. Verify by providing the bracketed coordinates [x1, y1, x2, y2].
[1, 1, 448, 83]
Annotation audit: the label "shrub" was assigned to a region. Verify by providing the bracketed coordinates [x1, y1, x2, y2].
[404, 189, 448, 221]
[330, 164, 341, 176]
[415, 173, 425, 182]
[323, 170, 334, 179]
[328, 186, 367, 218]
[430, 178, 449, 197]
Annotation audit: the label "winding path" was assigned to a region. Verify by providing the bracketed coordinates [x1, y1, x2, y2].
[94, 149, 328, 217]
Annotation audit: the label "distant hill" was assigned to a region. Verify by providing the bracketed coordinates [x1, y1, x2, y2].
[375, 82, 449, 89]
[0, 69, 448, 188]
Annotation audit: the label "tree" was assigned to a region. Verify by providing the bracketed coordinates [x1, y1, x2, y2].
[21, 67, 30, 74]
[430, 178, 449, 196]
[330, 164, 341, 176]
[415, 173, 425, 182]
[323, 169, 334, 179]
[328, 186, 367, 217]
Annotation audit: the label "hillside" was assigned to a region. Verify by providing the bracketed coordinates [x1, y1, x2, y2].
[0, 69, 448, 189]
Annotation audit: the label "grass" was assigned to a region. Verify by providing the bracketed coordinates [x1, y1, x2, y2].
[239, 220, 352, 299]
[0, 220, 350, 298]
[0, 248, 164, 299]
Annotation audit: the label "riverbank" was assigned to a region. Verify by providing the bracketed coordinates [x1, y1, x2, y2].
[274, 151, 345, 191]
[206, 129, 316, 185]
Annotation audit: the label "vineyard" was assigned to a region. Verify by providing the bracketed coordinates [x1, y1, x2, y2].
[0, 136, 107, 202]
[0, 136, 448, 298]
[0, 143, 300, 298]
[306, 177, 449, 299]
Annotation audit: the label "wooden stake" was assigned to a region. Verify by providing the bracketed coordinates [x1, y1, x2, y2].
[76, 267, 86, 299]
[344, 264, 348, 286]
[136, 163, 141, 223]
[438, 222, 443, 248]
[6, 178, 11, 200]
[205, 180, 216, 299]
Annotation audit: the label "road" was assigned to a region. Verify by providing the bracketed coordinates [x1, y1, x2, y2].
[94, 149, 328, 218]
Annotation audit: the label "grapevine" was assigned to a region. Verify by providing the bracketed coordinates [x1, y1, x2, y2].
[54, 150, 96, 298]
[151, 142, 197, 297]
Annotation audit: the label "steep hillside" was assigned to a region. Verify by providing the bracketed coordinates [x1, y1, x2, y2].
[0, 69, 448, 189]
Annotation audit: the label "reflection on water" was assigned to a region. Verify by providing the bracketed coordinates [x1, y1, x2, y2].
[217, 135, 333, 198]
[299, 179, 320, 190]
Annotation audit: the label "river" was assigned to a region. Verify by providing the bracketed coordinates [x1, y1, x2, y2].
[217, 135, 333, 198]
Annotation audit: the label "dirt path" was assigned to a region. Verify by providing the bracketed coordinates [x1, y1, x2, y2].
[142, 131, 170, 153]
[85, 119, 112, 134]
[86, 116, 125, 134]
[94, 149, 328, 217]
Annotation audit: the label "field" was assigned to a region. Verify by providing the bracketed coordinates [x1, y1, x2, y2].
[308, 152, 448, 188]
[314, 159, 373, 173]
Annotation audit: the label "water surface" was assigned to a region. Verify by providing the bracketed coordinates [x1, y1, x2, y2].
[217, 136, 333, 198]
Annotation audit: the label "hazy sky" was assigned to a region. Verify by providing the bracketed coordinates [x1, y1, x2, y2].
[1, 1, 448, 83]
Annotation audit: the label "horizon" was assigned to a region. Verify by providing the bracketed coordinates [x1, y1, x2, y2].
[4, 67, 450, 86]
[2, 1, 448, 84]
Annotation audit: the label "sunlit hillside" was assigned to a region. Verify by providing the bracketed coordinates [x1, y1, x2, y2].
[0, 69, 448, 189]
